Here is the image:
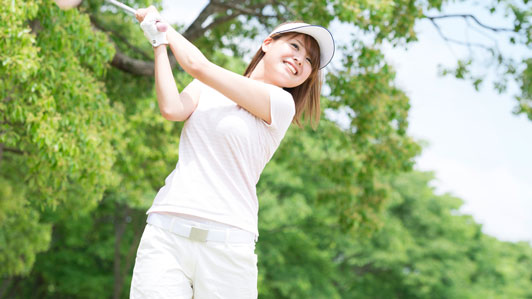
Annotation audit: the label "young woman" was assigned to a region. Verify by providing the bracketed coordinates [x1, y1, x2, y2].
[130, 6, 334, 299]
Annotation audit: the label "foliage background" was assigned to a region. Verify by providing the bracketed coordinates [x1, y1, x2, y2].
[1, 0, 531, 298]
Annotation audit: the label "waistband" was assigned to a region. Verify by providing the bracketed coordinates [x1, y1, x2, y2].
[147, 213, 257, 244]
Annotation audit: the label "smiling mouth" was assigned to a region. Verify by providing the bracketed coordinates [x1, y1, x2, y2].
[284, 61, 298, 75]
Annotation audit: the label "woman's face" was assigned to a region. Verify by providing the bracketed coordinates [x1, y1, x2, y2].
[261, 34, 314, 88]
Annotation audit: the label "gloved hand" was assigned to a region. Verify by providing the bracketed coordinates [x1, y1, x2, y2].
[140, 12, 168, 47]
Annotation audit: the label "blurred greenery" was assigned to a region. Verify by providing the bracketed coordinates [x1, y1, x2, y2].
[1, 0, 531, 298]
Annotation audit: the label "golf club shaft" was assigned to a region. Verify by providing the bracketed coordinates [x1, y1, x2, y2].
[105, 0, 168, 32]
[106, 0, 136, 15]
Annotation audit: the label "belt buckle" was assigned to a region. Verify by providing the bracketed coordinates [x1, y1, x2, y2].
[189, 227, 209, 242]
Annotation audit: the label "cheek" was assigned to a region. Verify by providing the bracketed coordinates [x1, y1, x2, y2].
[262, 53, 277, 71]
[301, 67, 312, 81]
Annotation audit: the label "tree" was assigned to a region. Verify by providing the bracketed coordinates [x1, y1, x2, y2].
[257, 170, 532, 298]
[1, 0, 118, 281]
[332, 171, 532, 298]
[423, 5, 532, 120]
[1, 0, 530, 297]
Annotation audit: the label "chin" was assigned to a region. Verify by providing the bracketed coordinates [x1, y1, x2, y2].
[274, 80, 297, 89]
[285, 82, 300, 88]
[268, 65, 302, 88]
[283, 77, 305, 88]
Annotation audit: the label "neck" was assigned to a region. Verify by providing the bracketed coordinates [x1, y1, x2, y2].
[249, 59, 269, 84]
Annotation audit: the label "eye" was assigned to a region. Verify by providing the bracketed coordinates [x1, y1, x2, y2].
[291, 43, 299, 50]
[306, 57, 312, 64]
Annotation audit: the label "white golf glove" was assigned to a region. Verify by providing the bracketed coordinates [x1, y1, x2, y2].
[140, 12, 168, 47]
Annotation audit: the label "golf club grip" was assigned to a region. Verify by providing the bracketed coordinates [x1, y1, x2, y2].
[105, 0, 167, 32]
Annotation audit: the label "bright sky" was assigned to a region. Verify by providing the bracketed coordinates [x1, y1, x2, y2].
[382, 4, 532, 244]
[161, 1, 532, 244]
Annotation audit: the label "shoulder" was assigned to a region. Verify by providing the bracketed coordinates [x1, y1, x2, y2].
[267, 84, 295, 113]
[262, 84, 296, 131]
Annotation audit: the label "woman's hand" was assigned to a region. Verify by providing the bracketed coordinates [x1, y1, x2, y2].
[135, 5, 159, 23]
[137, 6, 168, 47]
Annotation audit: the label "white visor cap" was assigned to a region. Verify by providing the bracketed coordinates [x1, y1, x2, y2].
[269, 23, 335, 69]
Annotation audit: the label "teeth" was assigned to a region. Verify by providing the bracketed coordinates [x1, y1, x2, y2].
[285, 62, 297, 75]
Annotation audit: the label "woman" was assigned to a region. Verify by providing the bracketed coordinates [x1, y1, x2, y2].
[130, 5, 334, 299]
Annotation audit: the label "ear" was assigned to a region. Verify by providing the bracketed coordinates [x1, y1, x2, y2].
[261, 36, 274, 52]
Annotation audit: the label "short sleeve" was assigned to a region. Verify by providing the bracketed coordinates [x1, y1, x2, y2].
[264, 85, 295, 137]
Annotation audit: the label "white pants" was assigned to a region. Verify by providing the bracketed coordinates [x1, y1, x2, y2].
[130, 213, 258, 299]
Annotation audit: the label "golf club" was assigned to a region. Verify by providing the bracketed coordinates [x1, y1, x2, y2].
[54, 0, 168, 32]
[106, 0, 168, 32]
[106, 0, 136, 15]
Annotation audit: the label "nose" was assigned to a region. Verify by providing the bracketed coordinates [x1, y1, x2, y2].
[293, 56, 302, 66]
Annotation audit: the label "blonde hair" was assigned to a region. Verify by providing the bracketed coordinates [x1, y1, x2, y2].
[243, 25, 323, 129]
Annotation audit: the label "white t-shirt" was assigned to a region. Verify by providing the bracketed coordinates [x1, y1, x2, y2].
[146, 80, 295, 236]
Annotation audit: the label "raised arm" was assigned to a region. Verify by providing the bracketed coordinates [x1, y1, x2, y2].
[153, 45, 201, 121]
[137, 6, 273, 124]
[136, 7, 200, 122]
[165, 26, 272, 123]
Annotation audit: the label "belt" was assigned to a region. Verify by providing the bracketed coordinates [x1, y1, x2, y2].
[147, 213, 257, 244]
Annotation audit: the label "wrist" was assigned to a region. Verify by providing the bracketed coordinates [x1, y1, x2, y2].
[153, 44, 167, 50]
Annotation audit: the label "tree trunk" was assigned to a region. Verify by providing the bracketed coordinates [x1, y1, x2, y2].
[113, 203, 127, 299]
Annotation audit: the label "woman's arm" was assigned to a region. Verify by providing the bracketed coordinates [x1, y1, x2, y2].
[136, 5, 273, 124]
[164, 27, 272, 123]
[153, 45, 200, 121]
[136, 7, 200, 122]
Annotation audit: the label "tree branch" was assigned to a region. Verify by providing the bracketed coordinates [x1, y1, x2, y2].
[270, 0, 297, 19]
[2, 95, 13, 103]
[2, 145, 24, 155]
[352, 262, 377, 275]
[93, 1, 222, 76]
[425, 17, 493, 51]
[181, 0, 275, 40]
[90, 16, 152, 60]
[111, 49, 157, 76]
[29, 19, 43, 35]
[182, 1, 223, 41]
[100, 0, 273, 76]
[215, 2, 275, 22]
[424, 14, 514, 33]
[89, 17, 178, 76]
[198, 14, 240, 35]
